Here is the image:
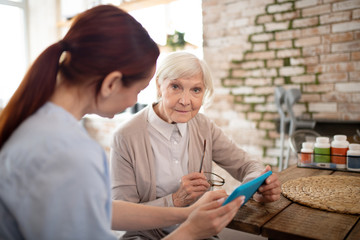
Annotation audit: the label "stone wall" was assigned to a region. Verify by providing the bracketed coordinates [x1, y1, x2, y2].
[202, 0, 360, 167]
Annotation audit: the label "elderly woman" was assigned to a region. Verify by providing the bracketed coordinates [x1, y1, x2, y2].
[110, 51, 281, 239]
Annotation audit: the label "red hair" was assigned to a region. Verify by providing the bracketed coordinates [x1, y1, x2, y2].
[0, 5, 159, 149]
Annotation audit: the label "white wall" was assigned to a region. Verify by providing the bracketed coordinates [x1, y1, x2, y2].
[27, 0, 59, 61]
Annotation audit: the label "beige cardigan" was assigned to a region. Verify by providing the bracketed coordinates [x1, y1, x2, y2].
[110, 106, 264, 207]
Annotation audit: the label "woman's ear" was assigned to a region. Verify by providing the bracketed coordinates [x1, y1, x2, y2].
[100, 71, 123, 98]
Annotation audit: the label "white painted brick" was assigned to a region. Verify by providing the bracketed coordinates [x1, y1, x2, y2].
[309, 102, 337, 112]
[259, 121, 276, 130]
[312, 112, 340, 119]
[332, 41, 360, 53]
[323, 0, 342, 3]
[301, 94, 321, 102]
[265, 21, 290, 31]
[231, 87, 254, 95]
[333, 0, 360, 11]
[332, 20, 360, 33]
[335, 82, 360, 93]
[267, 2, 293, 13]
[318, 73, 348, 83]
[253, 43, 267, 51]
[301, 25, 331, 37]
[302, 4, 331, 17]
[251, 33, 274, 42]
[279, 66, 305, 76]
[350, 72, 360, 80]
[257, 15, 273, 24]
[272, 76, 285, 89]
[274, 11, 300, 21]
[352, 52, 360, 61]
[312, 62, 360, 73]
[320, 53, 350, 63]
[292, 104, 307, 115]
[264, 113, 279, 120]
[321, 92, 352, 102]
[228, 18, 249, 28]
[290, 56, 318, 65]
[295, 36, 321, 47]
[320, 12, 351, 24]
[214, 88, 231, 95]
[245, 78, 272, 86]
[223, 77, 243, 85]
[255, 103, 277, 112]
[239, 25, 264, 35]
[266, 147, 282, 157]
[245, 51, 275, 60]
[248, 68, 278, 77]
[254, 86, 275, 95]
[291, 75, 316, 83]
[267, 59, 284, 68]
[268, 40, 292, 49]
[244, 96, 265, 103]
[241, 61, 265, 69]
[295, 0, 320, 9]
[303, 84, 334, 92]
[341, 112, 360, 120]
[354, 9, 360, 19]
[277, 49, 301, 58]
[262, 157, 278, 166]
[338, 103, 360, 112]
[302, 45, 331, 57]
[242, 6, 267, 17]
[352, 93, 360, 102]
[276, 29, 302, 40]
[247, 112, 262, 121]
[293, 17, 318, 28]
[233, 104, 252, 112]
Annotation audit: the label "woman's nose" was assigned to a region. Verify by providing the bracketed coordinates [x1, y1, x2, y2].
[179, 91, 190, 105]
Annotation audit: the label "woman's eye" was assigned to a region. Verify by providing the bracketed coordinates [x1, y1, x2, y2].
[171, 84, 179, 89]
[193, 88, 202, 93]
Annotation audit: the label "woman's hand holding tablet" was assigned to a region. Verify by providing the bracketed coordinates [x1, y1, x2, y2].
[222, 171, 272, 206]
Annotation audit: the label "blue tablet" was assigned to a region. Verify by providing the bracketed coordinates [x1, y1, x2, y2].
[222, 171, 272, 206]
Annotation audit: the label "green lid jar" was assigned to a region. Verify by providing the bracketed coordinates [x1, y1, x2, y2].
[314, 137, 330, 163]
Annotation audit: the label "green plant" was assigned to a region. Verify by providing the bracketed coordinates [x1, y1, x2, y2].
[166, 30, 186, 51]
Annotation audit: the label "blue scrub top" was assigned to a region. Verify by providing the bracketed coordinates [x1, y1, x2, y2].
[0, 102, 116, 240]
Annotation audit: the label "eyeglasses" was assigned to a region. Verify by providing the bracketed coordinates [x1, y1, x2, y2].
[204, 171, 225, 187]
[199, 139, 225, 187]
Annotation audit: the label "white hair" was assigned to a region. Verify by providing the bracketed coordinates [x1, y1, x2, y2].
[155, 51, 214, 105]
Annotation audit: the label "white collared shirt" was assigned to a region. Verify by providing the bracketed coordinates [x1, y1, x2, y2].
[147, 104, 189, 198]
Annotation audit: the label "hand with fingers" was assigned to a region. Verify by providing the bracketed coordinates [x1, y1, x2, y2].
[166, 190, 245, 240]
[253, 165, 281, 203]
[172, 172, 211, 207]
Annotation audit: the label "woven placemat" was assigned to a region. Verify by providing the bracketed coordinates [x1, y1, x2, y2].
[282, 175, 360, 214]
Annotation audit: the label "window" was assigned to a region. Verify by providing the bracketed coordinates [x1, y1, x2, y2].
[0, 0, 28, 108]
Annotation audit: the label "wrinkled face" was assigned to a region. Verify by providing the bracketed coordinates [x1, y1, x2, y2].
[156, 73, 205, 123]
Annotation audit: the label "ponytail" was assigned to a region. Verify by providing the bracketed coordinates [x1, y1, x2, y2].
[0, 41, 64, 149]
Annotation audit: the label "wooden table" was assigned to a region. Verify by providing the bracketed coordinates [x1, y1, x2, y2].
[227, 165, 360, 240]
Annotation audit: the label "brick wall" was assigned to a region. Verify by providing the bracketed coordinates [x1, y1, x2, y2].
[202, 0, 360, 167]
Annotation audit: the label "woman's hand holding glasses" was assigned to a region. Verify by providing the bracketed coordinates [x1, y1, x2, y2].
[172, 172, 210, 207]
